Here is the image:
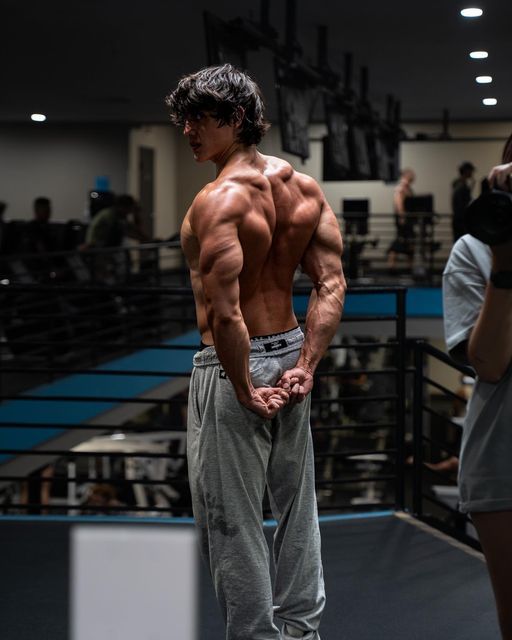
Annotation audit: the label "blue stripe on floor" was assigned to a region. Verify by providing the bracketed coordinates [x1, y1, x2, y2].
[263, 510, 394, 527]
[0, 510, 394, 525]
[0, 329, 200, 463]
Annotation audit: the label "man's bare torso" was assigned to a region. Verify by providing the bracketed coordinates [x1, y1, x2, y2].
[181, 152, 325, 344]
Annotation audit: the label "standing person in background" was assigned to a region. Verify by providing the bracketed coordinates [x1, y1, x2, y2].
[80, 194, 151, 283]
[81, 194, 148, 250]
[24, 197, 57, 254]
[443, 134, 512, 640]
[451, 161, 476, 242]
[166, 64, 345, 640]
[20, 197, 60, 280]
[387, 168, 416, 271]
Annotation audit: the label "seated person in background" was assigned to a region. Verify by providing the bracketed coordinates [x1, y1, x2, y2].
[443, 137, 512, 639]
[81, 194, 150, 250]
[82, 483, 126, 514]
[387, 168, 416, 270]
[23, 196, 57, 254]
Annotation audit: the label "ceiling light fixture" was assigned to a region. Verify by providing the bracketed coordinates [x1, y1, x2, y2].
[31, 113, 46, 122]
[482, 98, 497, 106]
[461, 7, 483, 17]
[476, 75, 492, 84]
[469, 50, 488, 59]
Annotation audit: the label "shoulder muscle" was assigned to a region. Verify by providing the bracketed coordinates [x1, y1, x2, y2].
[192, 183, 250, 282]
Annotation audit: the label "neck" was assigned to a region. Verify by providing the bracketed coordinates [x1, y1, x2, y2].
[214, 143, 256, 175]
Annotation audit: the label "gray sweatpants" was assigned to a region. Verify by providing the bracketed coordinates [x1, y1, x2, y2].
[187, 327, 325, 640]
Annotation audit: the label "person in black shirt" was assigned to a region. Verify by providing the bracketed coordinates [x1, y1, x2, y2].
[451, 161, 475, 242]
[24, 196, 57, 254]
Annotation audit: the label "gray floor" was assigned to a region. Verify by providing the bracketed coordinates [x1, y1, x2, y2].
[317, 514, 498, 640]
[0, 512, 500, 639]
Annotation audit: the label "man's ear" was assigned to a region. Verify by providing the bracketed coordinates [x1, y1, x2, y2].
[233, 106, 245, 128]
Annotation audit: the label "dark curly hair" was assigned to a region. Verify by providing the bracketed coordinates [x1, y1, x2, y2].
[165, 64, 270, 146]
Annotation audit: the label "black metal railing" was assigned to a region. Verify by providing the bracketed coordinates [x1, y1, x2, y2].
[0, 268, 408, 518]
[338, 211, 452, 283]
[412, 340, 478, 547]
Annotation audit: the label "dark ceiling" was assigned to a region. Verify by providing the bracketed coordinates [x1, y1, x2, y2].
[2, 0, 510, 125]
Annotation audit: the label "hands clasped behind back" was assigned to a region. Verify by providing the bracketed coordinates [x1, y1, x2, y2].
[241, 386, 290, 419]
[238, 360, 315, 418]
[277, 367, 314, 405]
[240, 372, 314, 419]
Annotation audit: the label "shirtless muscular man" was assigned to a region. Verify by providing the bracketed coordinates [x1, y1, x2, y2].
[166, 64, 345, 640]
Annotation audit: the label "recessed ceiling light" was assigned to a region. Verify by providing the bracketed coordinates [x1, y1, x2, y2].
[482, 98, 497, 106]
[469, 51, 488, 59]
[476, 75, 492, 84]
[461, 7, 483, 17]
[31, 113, 46, 122]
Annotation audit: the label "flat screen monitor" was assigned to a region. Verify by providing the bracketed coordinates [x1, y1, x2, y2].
[342, 198, 369, 213]
[405, 195, 434, 213]
[404, 194, 434, 225]
[342, 199, 369, 235]
[323, 106, 351, 180]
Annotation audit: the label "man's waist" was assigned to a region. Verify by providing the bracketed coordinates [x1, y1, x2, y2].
[194, 326, 303, 367]
[250, 325, 301, 352]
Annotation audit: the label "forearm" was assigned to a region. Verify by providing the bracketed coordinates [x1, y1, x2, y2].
[297, 279, 345, 374]
[209, 309, 254, 402]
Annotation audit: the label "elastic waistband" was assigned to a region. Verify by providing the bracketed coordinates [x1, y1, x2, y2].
[193, 326, 303, 367]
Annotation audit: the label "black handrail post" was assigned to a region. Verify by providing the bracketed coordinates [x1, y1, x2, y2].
[412, 341, 425, 518]
[155, 245, 161, 286]
[394, 288, 407, 510]
[124, 246, 130, 285]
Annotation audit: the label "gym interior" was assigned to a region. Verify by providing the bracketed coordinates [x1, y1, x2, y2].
[1, 2, 510, 639]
